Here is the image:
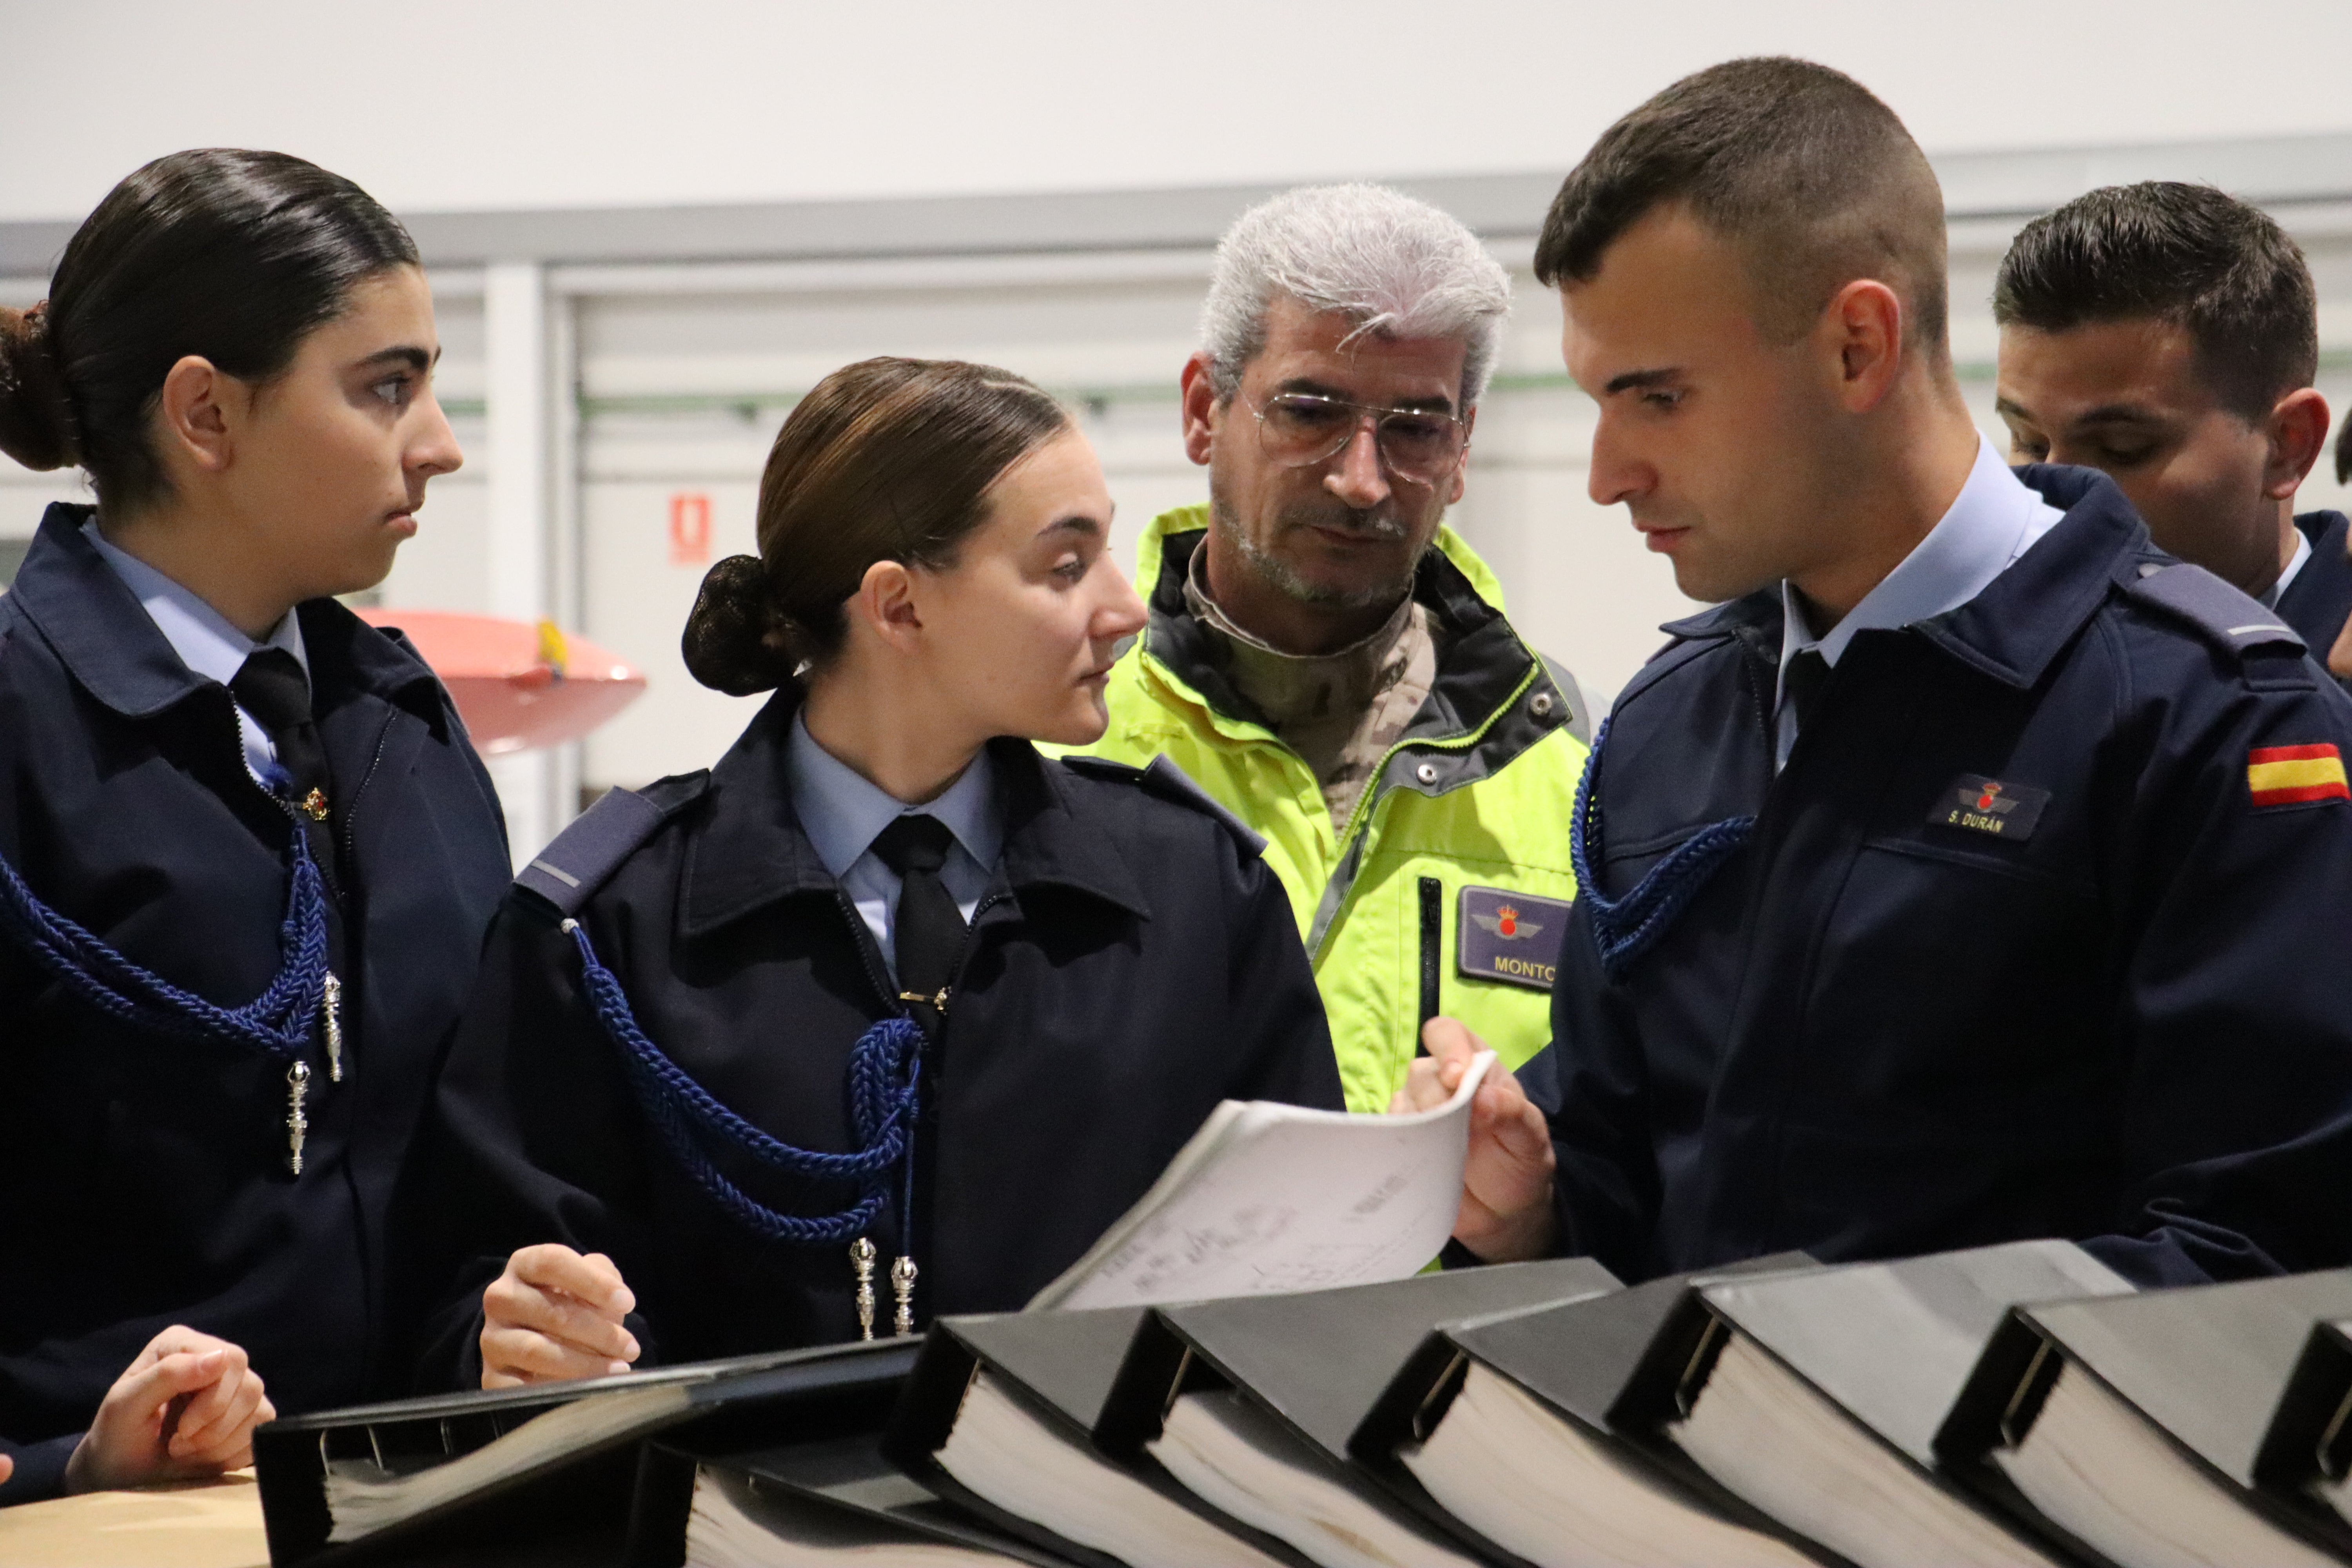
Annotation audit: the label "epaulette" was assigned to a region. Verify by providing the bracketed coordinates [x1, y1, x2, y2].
[2124, 561, 2306, 659]
[514, 771, 709, 916]
[1056, 752, 1267, 855]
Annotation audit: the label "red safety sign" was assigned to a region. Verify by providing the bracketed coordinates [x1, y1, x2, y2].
[669, 492, 713, 566]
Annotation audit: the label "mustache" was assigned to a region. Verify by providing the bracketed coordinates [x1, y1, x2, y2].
[1273, 503, 1411, 542]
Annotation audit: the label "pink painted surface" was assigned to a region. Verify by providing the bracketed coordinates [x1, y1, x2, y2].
[354, 609, 646, 755]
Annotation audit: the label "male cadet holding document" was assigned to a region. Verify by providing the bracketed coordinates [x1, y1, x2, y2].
[1991, 182, 2352, 690]
[1074, 184, 1593, 1113]
[1398, 58, 2352, 1288]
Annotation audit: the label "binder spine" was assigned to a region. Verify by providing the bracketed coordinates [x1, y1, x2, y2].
[1934, 1310, 2057, 1463]
[1093, 1314, 1227, 1458]
[1608, 1293, 1724, 1432]
[1348, 1330, 1474, 1466]
[881, 1329, 986, 1471]
[621, 1444, 701, 1568]
[2259, 1323, 2352, 1488]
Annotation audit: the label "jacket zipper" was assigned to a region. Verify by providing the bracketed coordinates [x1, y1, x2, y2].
[1416, 875, 1443, 1046]
[1303, 660, 1544, 960]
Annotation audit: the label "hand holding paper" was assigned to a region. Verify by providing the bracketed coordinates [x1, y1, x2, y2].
[1030, 1046, 1501, 1311]
[1395, 1018, 1558, 1264]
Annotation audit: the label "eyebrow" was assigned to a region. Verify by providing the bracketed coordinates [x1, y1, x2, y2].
[2064, 402, 2165, 426]
[357, 345, 438, 372]
[1275, 378, 1456, 416]
[1602, 367, 1682, 396]
[1036, 514, 1103, 540]
[1995, 393, 2165, 427]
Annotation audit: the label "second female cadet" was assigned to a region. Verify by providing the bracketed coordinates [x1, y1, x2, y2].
[0, 151, 510, 1499]
[409, 357, 1343, 1387]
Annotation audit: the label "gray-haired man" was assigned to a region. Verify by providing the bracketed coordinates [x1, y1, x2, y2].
[1072, 183, 1592, 1115]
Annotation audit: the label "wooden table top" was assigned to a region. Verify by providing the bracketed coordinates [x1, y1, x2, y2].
[0, 1471, 267, 1568]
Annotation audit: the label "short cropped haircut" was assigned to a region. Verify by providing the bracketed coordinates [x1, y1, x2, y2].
[1200, 183, 1513, 409]
[1534, 57, 1948, 360]
[1994, 182, 2317, 422]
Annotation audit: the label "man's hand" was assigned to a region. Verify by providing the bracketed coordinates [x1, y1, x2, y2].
[481, 1244, 640, 1388]
[63, 1326, 275, 1493]
[2329, 607, 2352, 682]
[1391, 1017, 1559, 1262]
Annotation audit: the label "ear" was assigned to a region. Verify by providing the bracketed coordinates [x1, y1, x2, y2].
[1821, 279, 1905, 414]
[154, 355, 239, 476]
[1180, 352, 1221, 466]
[849, 558, 923, 654]
[2261, 387, 2331, 500]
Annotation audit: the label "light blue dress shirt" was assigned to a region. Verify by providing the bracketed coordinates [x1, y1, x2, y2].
[2262, 528, 2312, 610]
[1775, 436, 2066, 768]
[784, 709, 1003, 978]
[82, 520, 308, 785]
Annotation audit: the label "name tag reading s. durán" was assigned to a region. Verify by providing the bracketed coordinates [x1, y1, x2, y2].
[1930, 774, 2050, 840]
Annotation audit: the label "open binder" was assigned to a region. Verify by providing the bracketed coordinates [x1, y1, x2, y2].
[254, 1338, 918, 1565]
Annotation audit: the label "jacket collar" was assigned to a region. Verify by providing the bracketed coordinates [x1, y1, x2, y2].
[1652, 465, 2152, 691]
[9, 501, 444, 720]
[1138, 513, 1538, 745]
[9, 503, 219, 719]
[2280, 510, 2352, 658]
[679, 696, 1153, 939]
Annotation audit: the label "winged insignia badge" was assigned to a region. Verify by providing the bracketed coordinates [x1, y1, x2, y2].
[1470, 904, 1543, 942]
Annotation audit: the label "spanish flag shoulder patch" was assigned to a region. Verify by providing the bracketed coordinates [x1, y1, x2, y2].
[2247, 743, 2351, 808]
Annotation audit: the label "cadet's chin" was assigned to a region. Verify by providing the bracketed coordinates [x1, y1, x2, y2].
[1030, 689, 1112, 749]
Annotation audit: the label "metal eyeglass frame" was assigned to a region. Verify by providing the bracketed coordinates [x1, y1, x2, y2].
[1243, 392, 1471, 486]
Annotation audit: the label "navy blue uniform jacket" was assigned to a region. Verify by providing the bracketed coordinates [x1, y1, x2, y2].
[405, 696, 1343, 1388]
[1543, 467, 2352, 1289]
[0, 506, 510, 1502]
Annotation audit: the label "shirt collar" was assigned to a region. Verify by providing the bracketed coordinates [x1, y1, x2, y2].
[1778, 435, 2064, 696]
[82, 519, 307, 690]
[785, 706, 1003, 880]
[2262, 526, 2313, 610]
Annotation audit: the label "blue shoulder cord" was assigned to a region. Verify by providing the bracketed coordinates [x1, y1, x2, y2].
[0, 819, 331, 1172]
[0, 831, 327, 1056]
[562, 918, 924, 1250]
[1570, 715, 1757, 981]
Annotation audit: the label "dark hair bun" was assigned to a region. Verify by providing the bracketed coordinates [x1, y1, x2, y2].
[0, 303, 78, 471]
[681, 554, 804, 697]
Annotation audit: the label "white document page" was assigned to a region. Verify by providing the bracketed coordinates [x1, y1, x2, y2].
[1027, 1052, 1495, 1311]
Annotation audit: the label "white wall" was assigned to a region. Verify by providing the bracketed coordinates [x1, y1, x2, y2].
[12, 207, 2352, 821]
[4, 0, 2351, 222]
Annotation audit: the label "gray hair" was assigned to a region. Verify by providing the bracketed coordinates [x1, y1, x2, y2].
[1200, 183, 1514, 408]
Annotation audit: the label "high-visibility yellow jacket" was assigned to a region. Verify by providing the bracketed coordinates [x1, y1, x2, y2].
[1067, 505, 1593, 1112]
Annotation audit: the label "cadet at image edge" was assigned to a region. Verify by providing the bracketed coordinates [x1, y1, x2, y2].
[0, 151, 510, 1504]
[1992, 180, 2352, 690]
[1400, 57, 2352, 1292]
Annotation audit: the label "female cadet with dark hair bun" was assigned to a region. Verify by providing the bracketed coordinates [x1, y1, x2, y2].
[0, 151, 511, 1501]
[409, 357, 1343, 1388]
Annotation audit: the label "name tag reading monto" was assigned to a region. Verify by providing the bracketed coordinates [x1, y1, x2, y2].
[1930, 774, 2050, 840]
[1458, 886, 1573, 991]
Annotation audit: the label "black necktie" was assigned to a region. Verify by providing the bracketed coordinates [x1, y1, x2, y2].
[871, 815, 968, 1030]
[230, 648, 336, 872]
[1782, 648, 1831, 736]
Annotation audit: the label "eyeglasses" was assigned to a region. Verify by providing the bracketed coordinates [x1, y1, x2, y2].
[1244, 393, 1470, 485]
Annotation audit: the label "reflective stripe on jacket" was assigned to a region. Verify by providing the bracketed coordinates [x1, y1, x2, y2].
[1067, 504, 1592, 1112]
